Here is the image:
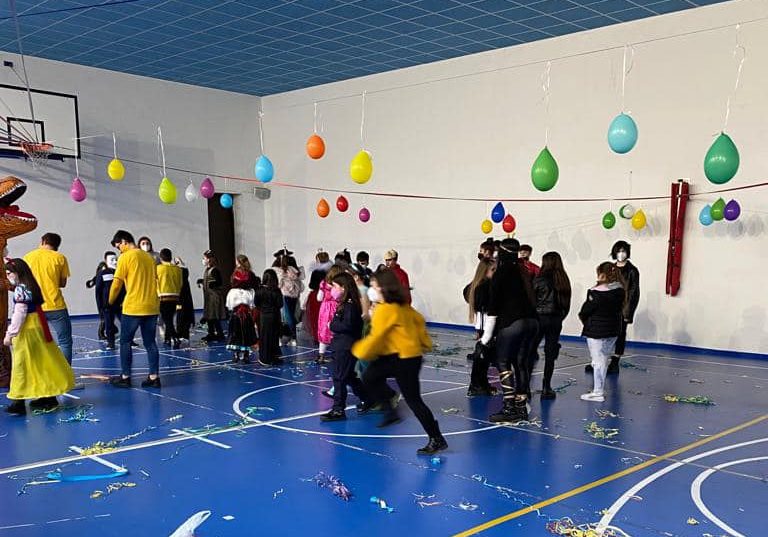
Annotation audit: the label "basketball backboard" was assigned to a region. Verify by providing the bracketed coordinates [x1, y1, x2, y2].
[0, 83, 80, 160]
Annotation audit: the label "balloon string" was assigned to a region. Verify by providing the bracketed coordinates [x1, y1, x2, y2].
[157, 126, 166, 177]
[620, 45, 634, 112]
[723, 24, 745, 131]
[628, 170, 633, 198]
[313, 102, 318, 134]
[112, 132, 117, 158]
[359, 91, 367, 148]
[542, 61, 551, 145]
[74, 150, 79, 177]
[258, 109, 265, 153]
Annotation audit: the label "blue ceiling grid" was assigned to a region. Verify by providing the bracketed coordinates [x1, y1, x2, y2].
[0, 0, 730, 96]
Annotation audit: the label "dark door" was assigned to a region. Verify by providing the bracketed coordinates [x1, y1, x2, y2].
[207, 193, 235, 291]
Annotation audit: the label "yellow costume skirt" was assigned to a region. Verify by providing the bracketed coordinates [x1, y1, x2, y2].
[8, 312, 75, 400]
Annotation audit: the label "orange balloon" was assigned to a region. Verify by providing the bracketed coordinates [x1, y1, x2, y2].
[306, 134, 325, 159]
[317, 198, 330, 218]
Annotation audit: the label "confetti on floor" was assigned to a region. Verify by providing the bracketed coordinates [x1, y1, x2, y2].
[584, 422, 620, 439]
[663, 394, 715, 405]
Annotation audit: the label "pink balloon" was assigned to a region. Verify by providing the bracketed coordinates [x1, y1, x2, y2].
[200, 176, 215, 199]
[358, 207, 370, 223]
[70, 177, 86, 202]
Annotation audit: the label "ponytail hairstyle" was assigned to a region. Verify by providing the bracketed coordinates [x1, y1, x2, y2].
[540, 252, 571, 312]
[468, 258, 495, 322]
[596, 261, 627, 308]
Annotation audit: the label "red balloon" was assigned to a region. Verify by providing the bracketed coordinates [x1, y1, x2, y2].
[502, 214, 516, 233]
[336, 195, 349, 212]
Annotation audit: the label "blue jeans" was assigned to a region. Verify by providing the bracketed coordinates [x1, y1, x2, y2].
[282, 296, 298, 339]
[45, 309, 73, 364]
[120, 314, 159, 377]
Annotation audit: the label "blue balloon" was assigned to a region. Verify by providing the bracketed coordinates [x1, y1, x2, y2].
[220, 193, 233, 209]
[255, 154, 274, 183]
[699, 204, 713, 226]
[491, 202, 505, 223]
[607, 113, 638, 154]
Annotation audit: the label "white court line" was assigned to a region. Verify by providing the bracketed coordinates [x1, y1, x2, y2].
[633, 352, 768, 370]
[68, 446, 127, 472]
[169, 428, 231, 449]
[690, 456, 768, 537]
[60, 393, 80, 400]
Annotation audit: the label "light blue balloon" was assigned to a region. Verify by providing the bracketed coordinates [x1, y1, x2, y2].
[491, 202, 505, 223]
[220, 193, 233, 209]
[255, 154, 274, 183]
[699, 204, 713, 226]
[607, 113, 638, 154]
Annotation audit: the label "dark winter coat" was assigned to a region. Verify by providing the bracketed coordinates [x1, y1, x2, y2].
[95, 267, 124, 312]
[578, 282, 625, 339]
[487, 260, 537, 332]
[533, 274, 570, 318]
[329, 299, 363, 353]
[202, 266, 227, 320]
[617, 261, 640, 323]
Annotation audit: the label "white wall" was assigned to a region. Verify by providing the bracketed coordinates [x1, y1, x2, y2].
[0, 53, 264, 314]
[259, 0, 768, 354]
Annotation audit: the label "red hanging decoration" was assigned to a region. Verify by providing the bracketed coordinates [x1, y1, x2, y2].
[666, 180, 689, 296]
[502, 214, 516, 234]
[336, 195, 349, 212]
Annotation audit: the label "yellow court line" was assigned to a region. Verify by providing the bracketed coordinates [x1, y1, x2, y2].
[453, 413, 768, 537]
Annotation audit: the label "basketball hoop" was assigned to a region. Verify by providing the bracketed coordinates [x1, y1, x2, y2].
[19, 141, 53, 168]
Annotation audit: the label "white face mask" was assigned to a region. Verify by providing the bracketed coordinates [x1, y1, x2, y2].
[140, 244, 151, 252]
[106, 255, 117, 269]
[202, 259, 208, 266]
[616, 252, 628, 262]
[6, 272, 17, 286]
[367, 286, 381, 303]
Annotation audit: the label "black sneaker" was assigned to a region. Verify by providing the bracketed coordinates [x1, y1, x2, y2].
[585, 364, 594, 373]
[141, 376, 162, 388]
[541, 387, 557, 400]
[417, 436, 448, 455]
[489, 404, 527, 423]
[607, 358, 620, 374]
[467, 385, 496, 397]
[105, 343, 116, 350]
[320, 409, 346, 422]
[377, 411, 403, 428]
[5, 400, 26, 415]
[356, 401, 375, 414]
[110, 375, 131, 388]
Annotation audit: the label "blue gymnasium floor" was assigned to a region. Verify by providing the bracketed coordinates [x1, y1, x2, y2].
[0, 320, 766, 537]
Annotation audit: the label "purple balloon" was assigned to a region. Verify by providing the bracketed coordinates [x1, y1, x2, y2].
[200, 177, 215, 199]
[358, 207, 370, 223]
[724, 199, 741, 221]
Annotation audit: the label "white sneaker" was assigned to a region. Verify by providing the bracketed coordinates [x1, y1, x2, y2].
[288, 339, 297, 347]
[580, 392, 605, 402]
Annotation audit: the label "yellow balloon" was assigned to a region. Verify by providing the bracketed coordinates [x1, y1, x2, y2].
[350, 150, 373, 184]
[107, 158, 125, 181]
[158, 176, 177, 204]
[631, 208, 647, 230]
[481, 219, 493, 234]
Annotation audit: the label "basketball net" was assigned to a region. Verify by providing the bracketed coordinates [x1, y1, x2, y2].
[19, 141, 53, 168]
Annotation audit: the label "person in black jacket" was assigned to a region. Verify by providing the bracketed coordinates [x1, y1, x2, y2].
[466, 258, 498, 396]
[174, 257, 195, 341]
[320, 272, 371, 422]
[480, 238, 539, 423]
[254, 269, 284, 366]
[531, 252, 572, 399]
[198, 250, 226, 343]
[86, 258, 109, 340]
[611, 240, 639, 372]
[95, 252, 124, 350]
[579, 262, 626, 402]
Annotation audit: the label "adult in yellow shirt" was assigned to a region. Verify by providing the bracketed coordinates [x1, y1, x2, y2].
[157, 248, 182, 349]
[352, 269, 447, 455]
[23, 233, 73, 364]
[108, 230, 161, 389]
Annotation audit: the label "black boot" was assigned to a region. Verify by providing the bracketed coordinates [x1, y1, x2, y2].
[320, 409, 346, 422]
[5, 400, 26, 415]
[489, 402, 516, 423]
[417, 435, 448, 455]
[98, 320, 106, 340]
[607, 356, 620, 374]
[514, 398, 529, 422]
[585, 363, 594, 373]
[541, 386, 557, 400]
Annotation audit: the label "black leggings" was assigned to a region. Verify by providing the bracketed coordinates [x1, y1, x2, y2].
[470, 341, 496, 389]
[529, 314, 563, 389]
[614, 319, 629, 356]
[160, 300, 178, 341]
[363, 355, 440, 437]
[207, 319, 224, 337]
[332, 348, 368, 411]
[496, 318, 539, 400]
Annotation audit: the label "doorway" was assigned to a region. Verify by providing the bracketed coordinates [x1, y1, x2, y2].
[207, 193, 235, 290]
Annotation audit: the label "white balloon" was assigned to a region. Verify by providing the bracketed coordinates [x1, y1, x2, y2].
[619, 203, 635, 219]
[185, 182, 199, 202]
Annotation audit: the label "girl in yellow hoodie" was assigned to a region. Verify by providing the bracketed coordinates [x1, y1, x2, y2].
[352, 268, 447, 455]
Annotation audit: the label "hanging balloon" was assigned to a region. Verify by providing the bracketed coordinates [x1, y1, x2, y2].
[711, 197, 726, 221]
[220, 193, 233, 209]
[630, 208, 647, 230]
[199, 176, 215, 199]
[619, 204, 635, 219]
[107, 158, 125, 181]
[490, 202, 505, 223]
[607, 113, 638, 154]
[481, 219, 493, 234]
[70, 177, 86, 202]
[699, 204, 713, 226]
[306, 134, 326, 159]
[336, 195, 349, 212]
[724, 199, 741, 221]
[502, 214, 516, 234]
[704, 133, 739, 184]
[358, 207, 371, 223]
[602, 211, 616, 229]
[317, 198, 330, 218]
[255, 155, 274, 183]
[531, 147, 559, 192]
[158, 176, 177, 204]
[350, 150, 373, 184]
[185, 182, 198, 203]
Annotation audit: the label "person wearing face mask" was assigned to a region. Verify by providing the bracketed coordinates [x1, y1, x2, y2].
[518, 244, 541, 278]
[355, 251, 373, 286]
[86, 258, 109, 340]
[174, 258, 195, 341]
[610, 240, 639, 372]
[137, 236, 161, 265]
[108, 230, 161, 389]
[197, 250, 226, 343]
[95, 251, 124, 350]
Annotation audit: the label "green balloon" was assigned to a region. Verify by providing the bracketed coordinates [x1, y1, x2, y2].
[531, 146, 559, 192]
[704, 132, 739, 184]
[711, 197, 726, 221]
[602, 211, 616, 229]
